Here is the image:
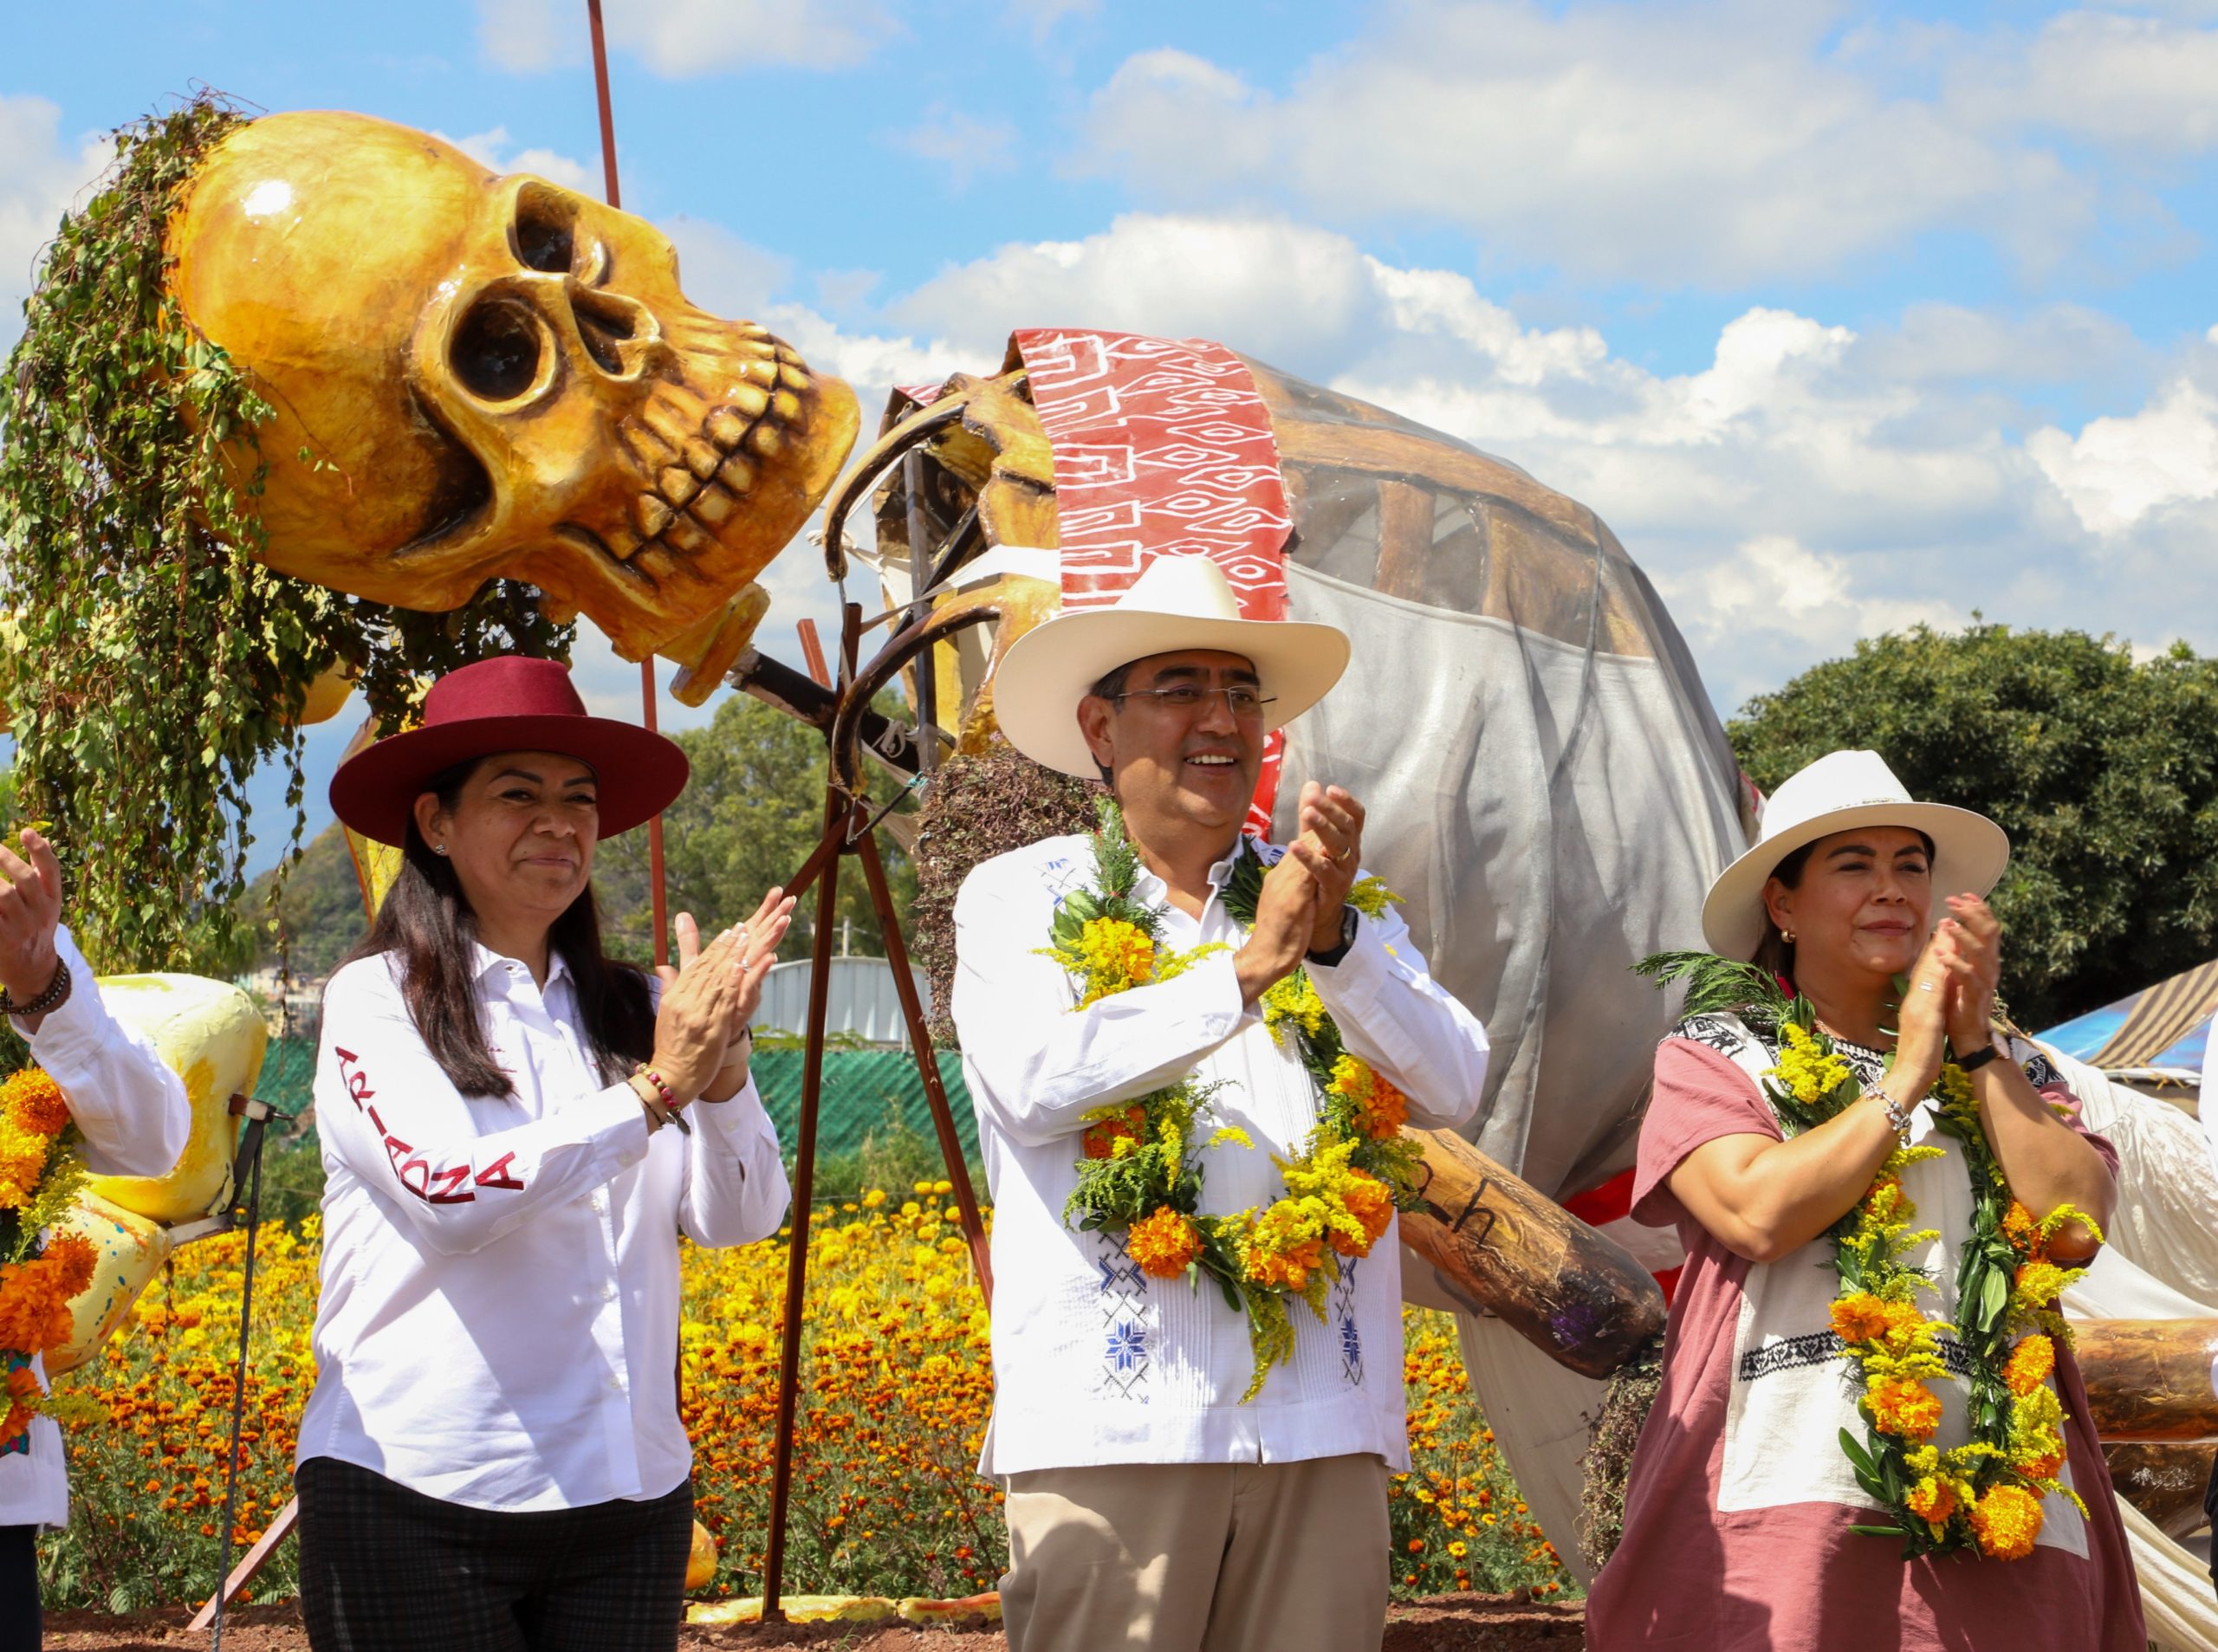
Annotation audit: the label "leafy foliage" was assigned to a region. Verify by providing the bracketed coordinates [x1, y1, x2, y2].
[0, 94, 568, 976]
[592, 689, 918, 967]
[1728, 622, 2218, 1027]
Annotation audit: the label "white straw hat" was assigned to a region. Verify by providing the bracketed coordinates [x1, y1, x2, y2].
[991, 555, 1351, 778]
[1701, 749, 2010, 959]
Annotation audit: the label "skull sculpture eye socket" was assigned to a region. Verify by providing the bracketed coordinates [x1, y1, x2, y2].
[515, 202, 574, 275]
[451, 298, 547, 403]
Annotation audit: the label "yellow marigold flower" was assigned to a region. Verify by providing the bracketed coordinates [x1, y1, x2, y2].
[0, 1116, 50, 1210]
[2014, 1260, 2070, 1308]
[2002, 1333, 2055, 1398]
[1447, 1540, 1468, 1559]
[0, 1071, 68, 1138]
[1969, 1484, 2043, 1560]
[860, 1189, 885, 1208]
[1126, 1207, 1203, 1279]
[1865, 1376, 1944, 1441]
[1076, 917, 1155, 1005]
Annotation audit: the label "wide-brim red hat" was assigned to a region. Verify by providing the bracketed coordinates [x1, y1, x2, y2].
[329, 657, 689, 847]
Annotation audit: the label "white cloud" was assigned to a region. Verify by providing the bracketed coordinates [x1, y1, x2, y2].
[0, 95, 113, 356]
[477, 0, 902, 76]
[892, 107, 1019, 191]
[2027, 375, 2218, 535]
[434, 126, 597, 193]
[1951, 9, 2218, 155]
[1071, 1, 2117, 286]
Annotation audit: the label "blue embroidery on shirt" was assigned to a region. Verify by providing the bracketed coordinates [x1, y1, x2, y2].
[1331, 1254, 1364, 1387]
[1095, 1231, 1153, 1400]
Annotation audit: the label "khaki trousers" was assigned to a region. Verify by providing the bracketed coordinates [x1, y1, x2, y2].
[999, 1454, 1391, 1652]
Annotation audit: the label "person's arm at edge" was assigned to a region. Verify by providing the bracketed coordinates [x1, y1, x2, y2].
[16, 924, 190, 1180]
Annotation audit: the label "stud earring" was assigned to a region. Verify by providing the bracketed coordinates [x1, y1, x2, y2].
[1781, 928, 1796, 944]
[433, 844, 449, 858]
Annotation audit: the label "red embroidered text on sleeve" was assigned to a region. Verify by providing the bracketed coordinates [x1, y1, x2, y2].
[334, 1046, 525, 1205]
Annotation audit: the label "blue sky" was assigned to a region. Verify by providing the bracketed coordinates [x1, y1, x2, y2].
[8, 0, 2218, 870]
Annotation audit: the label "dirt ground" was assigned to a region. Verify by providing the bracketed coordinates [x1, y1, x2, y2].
[45, 1593, 1586, 1650]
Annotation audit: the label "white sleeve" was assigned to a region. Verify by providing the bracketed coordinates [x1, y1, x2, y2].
[950, 857, 1249, 1148]
[1307, 891, 1490, 1131]
[315, 959, 652, 1256]
[16, 926, 190, 1179]
[678, 1075, 789, 1247]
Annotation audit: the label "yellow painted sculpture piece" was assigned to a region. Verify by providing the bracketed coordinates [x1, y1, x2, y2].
[165, 111, 859, 680]
[46, 975, 268, 1375]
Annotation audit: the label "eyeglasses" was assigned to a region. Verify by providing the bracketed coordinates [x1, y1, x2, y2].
[1109, 684, 1276, 717]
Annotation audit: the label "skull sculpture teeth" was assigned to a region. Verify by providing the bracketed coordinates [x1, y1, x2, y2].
[165, 111, 859, 664]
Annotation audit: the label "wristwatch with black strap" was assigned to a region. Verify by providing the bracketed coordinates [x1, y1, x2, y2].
[1307, 905, 1359, 969]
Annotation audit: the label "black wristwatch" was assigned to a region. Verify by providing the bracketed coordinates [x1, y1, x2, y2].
[1955, 1041, 2002, 1074]
[1307, 906, 1359, 968]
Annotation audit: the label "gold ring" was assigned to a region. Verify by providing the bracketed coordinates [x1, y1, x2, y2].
[1335, 846, 1356, 867]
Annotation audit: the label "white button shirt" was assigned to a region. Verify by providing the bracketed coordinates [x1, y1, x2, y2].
[952, 834, 1488, 1477]
[3, 924, 191, 1527]
[297, 943, 788, 1512]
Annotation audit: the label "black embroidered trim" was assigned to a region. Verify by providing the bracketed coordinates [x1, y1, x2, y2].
[1671, 1012, 1753, 1058]
[1737, 1330, 1975, 1383]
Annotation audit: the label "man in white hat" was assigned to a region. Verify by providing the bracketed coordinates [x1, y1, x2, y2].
[950, 554, 1492, 1652]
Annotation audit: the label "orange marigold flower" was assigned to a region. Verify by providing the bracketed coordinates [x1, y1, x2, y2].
[3, 1366, 37, 1403]
[1244, 1237, 1325, 1292]
[2019, 1450, 2064, 1480]
[1969, 1484, 2043, 1560]
[1126, 1207, 1203, 1279]
[1904, 1476, 1956, 1526]
[0, 1402, 30, 1448]
[1865, 1377, 1943, 1441]
[1333, 1172, 1395, 1256]
[1329, 1056, 1409, 1140]
[0, 1260, 74, 1355]
[41, 1234, 96, 1298]
[1, 1071, 68, 1138]
[1081, 1107, 1146, 1161]
[1829, 1292, 1893, 1345]
[2001, 1199, 2039, 1252]
[2002, 1333, 2055, 1398]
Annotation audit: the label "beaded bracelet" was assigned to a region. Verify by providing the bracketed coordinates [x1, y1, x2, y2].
[1864, 1083, 1913, 1143]
[0, 957, 71, 1020]
[631, 1063, 693, 1136]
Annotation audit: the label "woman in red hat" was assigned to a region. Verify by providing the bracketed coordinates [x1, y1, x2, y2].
[294, 656, 794, 1652]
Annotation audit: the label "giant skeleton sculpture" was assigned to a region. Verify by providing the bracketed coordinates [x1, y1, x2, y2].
[20, 110, 2218, 1635]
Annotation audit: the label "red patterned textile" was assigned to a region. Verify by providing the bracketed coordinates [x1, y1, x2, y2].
[1010, 328, 1294, 831]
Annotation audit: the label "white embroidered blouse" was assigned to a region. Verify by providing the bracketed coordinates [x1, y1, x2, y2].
[951, 832, 1490, 1477]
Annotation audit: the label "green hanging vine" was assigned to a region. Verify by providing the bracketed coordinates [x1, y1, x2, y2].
[0, 94, 573, 976]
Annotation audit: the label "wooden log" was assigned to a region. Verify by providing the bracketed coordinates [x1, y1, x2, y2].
[2105, 1441, 2216, 1539]
[2077, 1319, 2218, 1443]
[1398, 1127, 1666, 1380]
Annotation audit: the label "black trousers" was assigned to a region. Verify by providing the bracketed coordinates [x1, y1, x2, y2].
[295, 1457, 694, 1652]
[0, 1526, 33, 1652]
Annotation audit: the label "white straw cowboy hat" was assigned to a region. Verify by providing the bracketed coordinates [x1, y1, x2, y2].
[992, 555, 1351, 779]
[1702, 749, 2010, 959]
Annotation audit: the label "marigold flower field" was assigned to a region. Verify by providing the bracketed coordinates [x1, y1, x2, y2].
[36, 1187, 1573, 1610]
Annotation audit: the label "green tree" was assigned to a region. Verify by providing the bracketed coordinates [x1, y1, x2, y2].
[1728, 624, 2218, 1029]
[593, 692, 918, 969]
[246, 821, 371, 979]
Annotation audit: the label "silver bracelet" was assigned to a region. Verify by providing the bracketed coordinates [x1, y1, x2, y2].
[1865, 1084, 1912, 1143]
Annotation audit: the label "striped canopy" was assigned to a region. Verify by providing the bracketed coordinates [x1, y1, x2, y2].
[2036, 959, 2218, 1079]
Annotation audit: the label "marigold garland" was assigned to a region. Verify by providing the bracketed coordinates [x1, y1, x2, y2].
[1638, 949, 2101, 1563]
[1049, 800, 1418, 1400]
[0, 1067, 88, 1446]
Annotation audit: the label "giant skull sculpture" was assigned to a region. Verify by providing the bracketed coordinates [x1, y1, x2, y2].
[167, 111, 859, 672]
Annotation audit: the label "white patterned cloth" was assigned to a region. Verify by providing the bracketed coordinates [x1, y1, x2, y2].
[952, 832, 1489, 1477]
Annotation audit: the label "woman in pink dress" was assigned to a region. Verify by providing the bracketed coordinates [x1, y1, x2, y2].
[1585, 750, 2144, 1650]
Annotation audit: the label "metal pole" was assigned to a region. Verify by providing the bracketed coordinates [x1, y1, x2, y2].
[853, 829, 991, 1304]
[760, 797, 846, 1623]
[586, 0, 671, 966]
